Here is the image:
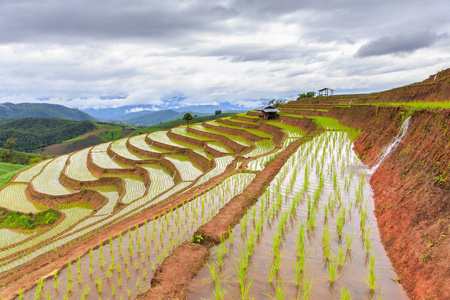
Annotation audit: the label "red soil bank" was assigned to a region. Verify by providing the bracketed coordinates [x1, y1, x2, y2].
[186, 126, 248, 154]
[279, 108, 327, 116]
[217, 118, 285, 146]
[202, 122, 264, 142]
[137, 242, 209, 299]
[167, 130, 229, 158]
[324, 104, 449, 299]
[278, 115, 318, 133]
[126, 138, 165, 159]
[194, 130, 320, 244]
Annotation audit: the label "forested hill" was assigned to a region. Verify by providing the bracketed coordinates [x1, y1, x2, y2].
[0, 102, 96, 121]
[0, 118, 97, 152]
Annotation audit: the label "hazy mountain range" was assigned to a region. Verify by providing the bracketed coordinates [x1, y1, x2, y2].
[0, 102, 248, 126]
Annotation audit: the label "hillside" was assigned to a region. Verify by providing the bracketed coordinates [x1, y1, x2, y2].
[82, 102, 246, 122]
[123, 109, 192, 126]
[0, 118, 97, 152]
[0, 70, 448, 300]
[0, 103, 96, 121]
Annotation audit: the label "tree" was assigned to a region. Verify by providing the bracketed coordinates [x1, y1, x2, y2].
[215, 109, 222, 116]
[183, 113, 194, 124]
[29, 157, 42, 165]
[4, 137, 16, 152]
[297, 92, 316, 100]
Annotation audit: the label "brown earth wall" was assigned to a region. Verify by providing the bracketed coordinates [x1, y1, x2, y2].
[186, 126, 247, 153]
[278, 115, 318, 133]
[232, 115, 260, 123]
[167, 130, 206, 148]
[106, 144, 161, 167]
[203, 144, 228, 157]
[326, 105, 405, 166]
[137, 242, 210, 299]
[25, 184, 107, 210]
[217, 118, 260, 129]
[194, 132, 321, 244]
[325, 104, 450, 299]
[167, 130, 228, 157]
[145, 135, 177, 152]
[126, 139, 165, 159]
[259, 123, 284, 145]
[279, 108, 327, 116]
[202, 122, 264, 142]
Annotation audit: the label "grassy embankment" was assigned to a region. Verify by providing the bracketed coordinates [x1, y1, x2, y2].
[0, 208, 61, 229]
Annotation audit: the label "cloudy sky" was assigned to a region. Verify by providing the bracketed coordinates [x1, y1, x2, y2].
[0, 0, 449, 109]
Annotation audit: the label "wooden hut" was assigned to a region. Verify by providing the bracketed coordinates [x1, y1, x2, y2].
[255, 105, 280, 120]
[318, 88, 335, 96]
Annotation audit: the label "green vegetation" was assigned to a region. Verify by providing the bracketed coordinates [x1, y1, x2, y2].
[130, 113, 236, 135]
[0, 147, 49, 165]
[297, 91, 316, 99]
[96, 129, 122, 141]
[0, 118, 97, 152]
[0, 162, 28, 187]
[183, 113, 194, 124]
[64, 136, 86, 142]
[0, 208, 61, 229]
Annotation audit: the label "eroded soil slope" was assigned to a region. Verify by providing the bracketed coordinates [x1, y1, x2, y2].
[330, 105, 449, 299]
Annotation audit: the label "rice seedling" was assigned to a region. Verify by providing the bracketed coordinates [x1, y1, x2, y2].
[269, 252, 283, 283]
[239, 276, 253, 300]
[307, 209, 317, 231]
[301, 277, 315, 300]
[213, 277, 227, 300]
[345, 232, 353, 252]
[340, 286, 353, 299]
[338, 246, 345, 267]
[328, 261, 339, 283]
[365, 269, 377, 290]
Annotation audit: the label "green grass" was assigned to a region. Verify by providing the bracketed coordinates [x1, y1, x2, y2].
[0, 208, 61, 229]
[207, 120, 273, 138]
[0, 148, 50, 165]
[96, 129, 122, 141]
[64, 136, 86, 142]
[0, 162, 28, 187]
[236, 113, 259, 119]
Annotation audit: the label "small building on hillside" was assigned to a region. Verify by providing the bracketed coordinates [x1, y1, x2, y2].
[318, 88, 335, 96]
[255, 105, 280, 120]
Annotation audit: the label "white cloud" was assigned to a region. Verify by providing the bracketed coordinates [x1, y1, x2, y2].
[0, 1, 448, 109]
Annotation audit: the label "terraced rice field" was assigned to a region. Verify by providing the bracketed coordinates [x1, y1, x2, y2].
[65, 148, 99, 182]
[0, 112, 405, 300]
[0, 183, 48, 213]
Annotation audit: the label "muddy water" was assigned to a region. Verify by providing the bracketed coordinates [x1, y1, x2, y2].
[189, 131, 408, 300]
[21, 173, 255, 300]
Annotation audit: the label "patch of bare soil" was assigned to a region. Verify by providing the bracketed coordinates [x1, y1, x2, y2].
[136, 242, 209, 300]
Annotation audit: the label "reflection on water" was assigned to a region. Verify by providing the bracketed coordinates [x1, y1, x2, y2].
[188, 131, 407, 300]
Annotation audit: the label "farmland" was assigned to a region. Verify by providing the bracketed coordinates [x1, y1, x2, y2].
[0, 71, 449, 299]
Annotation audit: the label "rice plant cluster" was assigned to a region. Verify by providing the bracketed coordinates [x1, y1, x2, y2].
[189, 131, 402, 299]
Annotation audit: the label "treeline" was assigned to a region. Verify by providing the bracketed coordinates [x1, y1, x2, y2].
[0, 118, 96, 152]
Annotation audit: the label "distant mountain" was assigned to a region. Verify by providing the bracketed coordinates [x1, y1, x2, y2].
[81, 102, 247, 122]
[124, 109, 194, 126]
[172, 103, 247, 114]
[0, 102, 96, 121]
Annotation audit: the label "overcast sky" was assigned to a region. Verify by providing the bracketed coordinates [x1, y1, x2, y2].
[0, 0, 449, 109]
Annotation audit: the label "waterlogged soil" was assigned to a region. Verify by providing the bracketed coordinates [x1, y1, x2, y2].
[20, 173, 255, 300]
[188, 131, 407, 299]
